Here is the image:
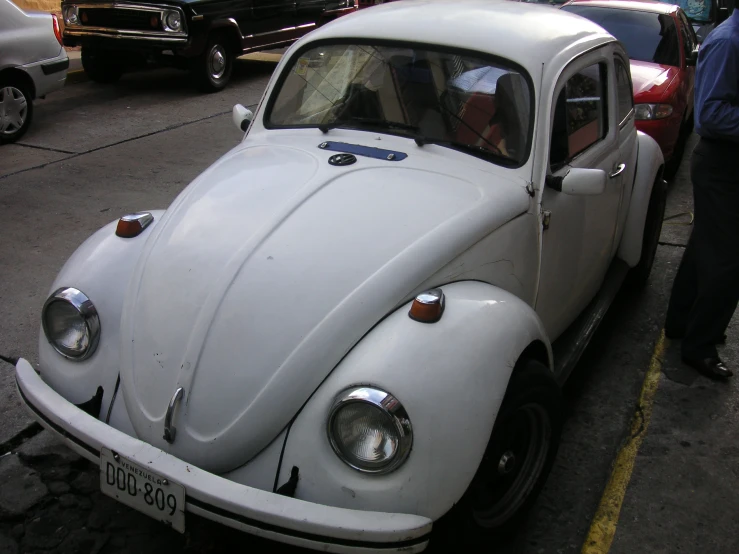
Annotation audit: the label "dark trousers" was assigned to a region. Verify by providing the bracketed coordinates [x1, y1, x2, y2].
[664, 137, 739, 360]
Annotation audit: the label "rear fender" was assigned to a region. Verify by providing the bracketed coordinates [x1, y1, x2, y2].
[618, 131, 664, 267]
[38, 211, 165, 414]
[277, 280, 551, 520]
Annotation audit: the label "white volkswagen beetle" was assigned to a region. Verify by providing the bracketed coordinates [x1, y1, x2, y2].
[13, 1, 666, 552]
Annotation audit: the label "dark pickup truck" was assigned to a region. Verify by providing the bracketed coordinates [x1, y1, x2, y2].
[61, 0, 357, 91]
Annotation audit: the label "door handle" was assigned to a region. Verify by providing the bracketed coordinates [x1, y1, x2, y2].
[609, 163, 626, 178]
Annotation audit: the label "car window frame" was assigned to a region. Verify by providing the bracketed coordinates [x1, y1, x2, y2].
[614, 55, 634, 128]
[549, 49, 613, 173]
[261, 37, 538, 169]
[677, 9, 698, 57]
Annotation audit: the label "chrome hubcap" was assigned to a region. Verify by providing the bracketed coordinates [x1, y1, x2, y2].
[0, 86, 28, 135]
[208, 46, 227, 80]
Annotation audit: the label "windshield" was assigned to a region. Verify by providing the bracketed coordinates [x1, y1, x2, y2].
[267, 43, 533, 166]
[562, 6, 681, 66]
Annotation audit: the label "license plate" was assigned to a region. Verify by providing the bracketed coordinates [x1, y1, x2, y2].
[100, 448, 185, 533]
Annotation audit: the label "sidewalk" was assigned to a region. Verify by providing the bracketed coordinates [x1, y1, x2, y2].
[603, 135, 739, 553]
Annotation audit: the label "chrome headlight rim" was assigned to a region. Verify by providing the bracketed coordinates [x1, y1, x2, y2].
[42, 287, 100, 361]
[327, 386, 413, 475]
[62, 5, 79, 25]
[162, 9, 183, 32]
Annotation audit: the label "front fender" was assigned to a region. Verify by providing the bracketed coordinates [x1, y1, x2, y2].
[276, 281, 551, 521]
[38, 211, 165, 413]
[618, 131, 664, 267]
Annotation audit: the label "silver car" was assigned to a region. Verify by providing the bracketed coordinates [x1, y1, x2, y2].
[0, 0, 69, 144]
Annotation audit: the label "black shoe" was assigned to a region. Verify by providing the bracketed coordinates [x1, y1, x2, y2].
[664, 327, 684, 340]
[682, 357, 733, 380]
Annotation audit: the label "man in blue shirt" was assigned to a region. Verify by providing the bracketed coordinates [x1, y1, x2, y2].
[664, 7, 739, 380]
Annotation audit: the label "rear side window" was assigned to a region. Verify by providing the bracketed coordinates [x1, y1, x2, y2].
[550, 63, 608, 169]
[615, 59, 634, 124]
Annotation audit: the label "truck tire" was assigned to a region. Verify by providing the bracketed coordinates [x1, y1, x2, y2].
[433, 359, 563, 550]
[191, 35, 233, 93]
[81, 47, 124, 84]
[0, 77, 33, 145]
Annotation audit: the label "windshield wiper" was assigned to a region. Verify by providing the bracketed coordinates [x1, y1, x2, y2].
[318, 117, 421, 134]
[414, 138, 513, 165]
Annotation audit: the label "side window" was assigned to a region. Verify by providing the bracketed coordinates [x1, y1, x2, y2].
[550, 63, 608, 170]
[615, 59, 634, 125]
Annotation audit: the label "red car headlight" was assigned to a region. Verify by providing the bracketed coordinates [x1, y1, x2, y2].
[635, 103, 674, 120]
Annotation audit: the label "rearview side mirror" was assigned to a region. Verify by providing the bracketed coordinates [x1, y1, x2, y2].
[545, 167, 606, 196]
[233, 104, 254, 132]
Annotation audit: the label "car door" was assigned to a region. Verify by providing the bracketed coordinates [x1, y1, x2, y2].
[535, 46, 626, 341]
[612, 53, 638, 257]
[295, 0, 326, 27]
[250, 0, 295, 38]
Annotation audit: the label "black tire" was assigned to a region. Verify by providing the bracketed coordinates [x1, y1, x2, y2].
[0, 78, 33, 145]
[433, 360, 563, 551]
[190, 35, 233, 93]
[626, 175, 667, 289]
[81, 47, 124, 84]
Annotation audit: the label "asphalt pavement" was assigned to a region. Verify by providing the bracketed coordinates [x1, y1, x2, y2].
[0, 60, 737, 554]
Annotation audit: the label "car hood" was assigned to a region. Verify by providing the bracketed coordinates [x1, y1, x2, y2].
[630, 59, 679, 100]
[119, 136, 530, 472]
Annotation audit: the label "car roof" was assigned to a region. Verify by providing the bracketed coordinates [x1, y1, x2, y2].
[303, 0, 615, 78]
[563, 0, 680, 15]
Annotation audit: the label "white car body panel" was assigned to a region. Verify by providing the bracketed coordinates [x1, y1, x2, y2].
[279, 281, 551, 520]
[118, 132, 531, 474]
[0, 0, 68, 97]
[15, 359, 432, 553]
[13, 1, 666, 551]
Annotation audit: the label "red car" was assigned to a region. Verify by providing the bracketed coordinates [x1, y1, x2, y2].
[561, 0, 697, 177]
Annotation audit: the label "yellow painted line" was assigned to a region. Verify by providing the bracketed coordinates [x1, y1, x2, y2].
[581, 330, 667, 554]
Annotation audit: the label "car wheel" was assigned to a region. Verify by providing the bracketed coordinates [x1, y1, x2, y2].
[191, 35, 233, 93]
[0, 80, 33, 145]
[626, 175, 667, 289]
[434, 360, 563, 549]
[81, 47, 124, 84]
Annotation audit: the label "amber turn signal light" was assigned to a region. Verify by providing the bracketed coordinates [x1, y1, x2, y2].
[408, 289, 445, 323]
[116, 212, 154, 238]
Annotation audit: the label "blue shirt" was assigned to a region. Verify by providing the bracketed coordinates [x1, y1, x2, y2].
[694, 9, 739, 142]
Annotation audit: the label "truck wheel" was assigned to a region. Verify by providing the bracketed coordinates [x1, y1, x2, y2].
[81, 47, 124, 84]
[626, 175, 667, 289]
[434, 360, 563, 549]
[0, 78, 33, 145]
[191, 35, 233, 93]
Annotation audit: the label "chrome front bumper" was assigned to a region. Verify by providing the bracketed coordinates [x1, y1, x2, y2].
[15, 359, 432, 553]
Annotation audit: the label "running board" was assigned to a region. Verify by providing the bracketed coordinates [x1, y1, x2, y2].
[552, 259, 631, 385]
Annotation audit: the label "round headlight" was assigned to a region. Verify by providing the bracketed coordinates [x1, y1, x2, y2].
[63, 6, 79, 25]
[42, 288, 100, 360]
[164, 11, 182, 32]
[327, 387, 412, 474]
